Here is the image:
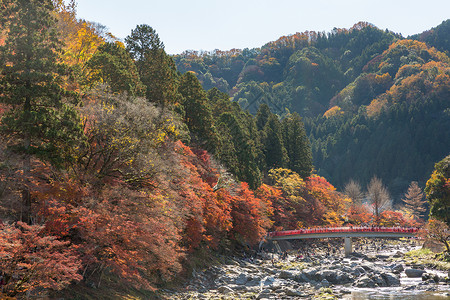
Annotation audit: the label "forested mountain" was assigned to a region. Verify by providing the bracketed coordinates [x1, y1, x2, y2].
[174, 21, 450, 200]
[0, 1, 448, 297]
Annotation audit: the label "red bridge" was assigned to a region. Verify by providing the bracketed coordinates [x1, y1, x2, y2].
[267, 226, 419, 255]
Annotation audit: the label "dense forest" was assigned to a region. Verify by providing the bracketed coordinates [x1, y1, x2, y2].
[174, 20, 450, 199]
[0, 0, 448, 298]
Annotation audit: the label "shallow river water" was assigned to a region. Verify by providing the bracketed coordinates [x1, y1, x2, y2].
[165, 239, 450, 299]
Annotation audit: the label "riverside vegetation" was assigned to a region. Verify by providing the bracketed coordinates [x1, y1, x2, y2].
[0, 0, 449, 299]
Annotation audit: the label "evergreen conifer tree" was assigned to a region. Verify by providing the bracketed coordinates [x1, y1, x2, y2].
[0, 0, 83, 222]
[282, 112, 313, 178]
[179, 72, 220, 153]
[262, 114, 289, 169]
[402, 181, 427, 220]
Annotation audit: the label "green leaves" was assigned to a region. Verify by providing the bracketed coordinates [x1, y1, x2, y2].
[425, 155, 450, 225]
[0, 0, 84, 167]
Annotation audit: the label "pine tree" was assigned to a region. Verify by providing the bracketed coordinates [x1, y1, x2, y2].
[86, 42, 145, 96]
[402, 181, 427, 220]
[282, 112, 313, 179]
[179, 72, 220, 153]
[125, 24, 179, 105]
[217, 112, 261, 189]
[0, 0, 83, 222]
[262, 114, 289, 169]
[256, 103, 271, 131]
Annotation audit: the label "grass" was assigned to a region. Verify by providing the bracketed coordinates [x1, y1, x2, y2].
[313, 287, 338, 300]
[403, 248, 450, 271]
[280, 260, 307, 270]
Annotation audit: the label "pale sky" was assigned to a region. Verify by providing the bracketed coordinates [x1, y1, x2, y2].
[73, 0, 450, 54]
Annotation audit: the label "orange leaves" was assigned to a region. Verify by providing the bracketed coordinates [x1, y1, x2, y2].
[0, 222, 82, 297]
[347, 204, 373, 225]
[323, 106, 344, 118]
[366, 98, 388, 118]
[378, 210, 407, 227]
[306, 175, 350, 226]
[230, 182, 272, 245]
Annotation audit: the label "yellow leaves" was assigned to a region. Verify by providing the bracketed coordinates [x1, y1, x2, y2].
[323, 106, 343, 118]
[269, 168, 305, 193]
[59, 18, 105, 68]
[366, 98, 388, 118]
[102, 101, 115, 114]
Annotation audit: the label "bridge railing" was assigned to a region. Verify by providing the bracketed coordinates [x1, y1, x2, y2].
[268, 226, 420, 238]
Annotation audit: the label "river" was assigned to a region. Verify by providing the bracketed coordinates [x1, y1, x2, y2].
[163, 238, 450, 299]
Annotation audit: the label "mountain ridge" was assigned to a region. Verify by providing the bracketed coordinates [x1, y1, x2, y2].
[174, 20, 450, 201]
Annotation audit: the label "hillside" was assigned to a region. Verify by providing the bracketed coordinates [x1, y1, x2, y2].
[174, 21, 450, 200]
[0, 1, 448, 298]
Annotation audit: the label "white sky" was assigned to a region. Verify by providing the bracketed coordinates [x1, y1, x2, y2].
[73, 0, 450, 54]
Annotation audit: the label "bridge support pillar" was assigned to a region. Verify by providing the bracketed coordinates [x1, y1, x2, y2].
[344, 237, 352, 256]
[273, 241, 282, 253]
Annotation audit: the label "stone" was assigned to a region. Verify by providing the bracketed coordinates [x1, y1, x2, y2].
[373, 274, 386, 287]
[353, 275, 376, 288]
[278, 270, 295, 279]
[320, 278, 331, 287]
[393, 251, 404, 258]
[433, 274, 441, 283]
[246, 278, 262, 287]
[422, 273, 432, 281]
[284, 288, 304, 297]
[381, 273, 400, 286]
[294, 273, 311, 283]
[390, 264, 404, 274]
[317, 269, 338, 283]
[262, 276, 275, 286]
[405, 268, 426, 278]
[217, 286, 234, 294]
[335, 271, 353, 284]
[256, 293, 271, 300]
[235, 273, 249, 285]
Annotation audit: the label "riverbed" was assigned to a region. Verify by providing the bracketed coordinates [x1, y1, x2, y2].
[162, 238, 450, 299]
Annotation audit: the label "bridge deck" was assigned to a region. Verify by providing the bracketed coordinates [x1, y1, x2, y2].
[268, 227, 419, 240]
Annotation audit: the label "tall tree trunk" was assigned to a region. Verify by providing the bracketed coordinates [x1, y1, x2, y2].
[22, 95, 32, 224]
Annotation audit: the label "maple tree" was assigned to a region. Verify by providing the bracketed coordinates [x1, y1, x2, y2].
[0, 221, 82, 298]
[229, 182, 272, 245]
[420, 219, 450, 253]
[306, 175, 351, 226]
[346, 204, 373, 225]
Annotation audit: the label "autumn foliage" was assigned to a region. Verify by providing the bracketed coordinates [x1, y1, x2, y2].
[0, 1, 444, 298]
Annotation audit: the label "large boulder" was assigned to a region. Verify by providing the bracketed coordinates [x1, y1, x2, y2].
[382, 273, 401, 286]
[372, 274, 386, 287]
[354, 275, 376, 288]
[405, 268, 426, 278]
[390, 264, 404, 274]
[317, 269, 339, 283]
[294, 272, 311, 283]
[335, 271, 353, 284]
